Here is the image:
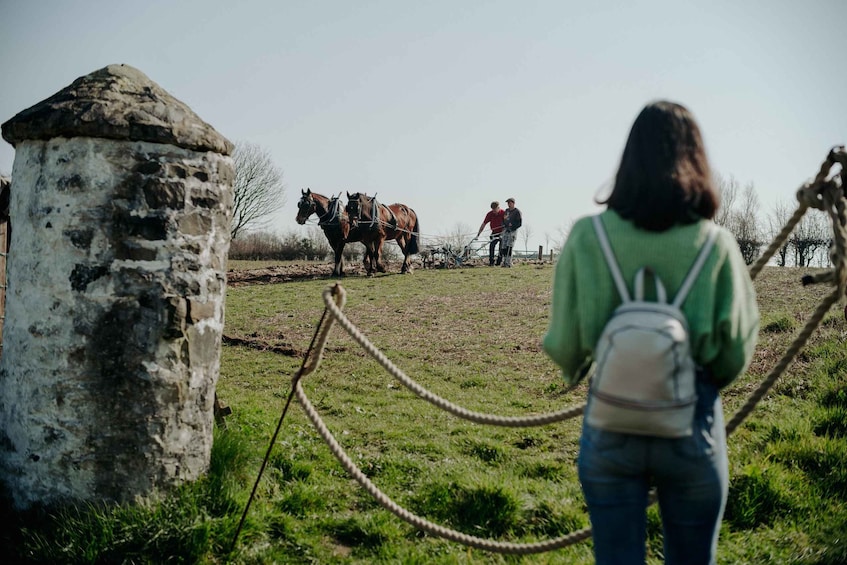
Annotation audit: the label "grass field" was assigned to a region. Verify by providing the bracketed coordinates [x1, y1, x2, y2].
[4, 260, 846, 564]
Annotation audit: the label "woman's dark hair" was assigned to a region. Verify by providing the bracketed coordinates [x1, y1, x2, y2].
[598, 100, 719, 231]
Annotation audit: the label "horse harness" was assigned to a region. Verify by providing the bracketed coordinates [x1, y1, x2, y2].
[318, 197, 344, 227]
[365, 197, 398, 231]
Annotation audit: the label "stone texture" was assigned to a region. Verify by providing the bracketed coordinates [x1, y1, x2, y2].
[0, 78, 233, 508]
[1, 64, 233, 156]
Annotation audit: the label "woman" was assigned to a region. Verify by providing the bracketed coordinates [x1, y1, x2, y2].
[543, 101, 759, 564]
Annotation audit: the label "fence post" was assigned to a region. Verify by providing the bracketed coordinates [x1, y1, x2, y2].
[0, 65, 234, 509]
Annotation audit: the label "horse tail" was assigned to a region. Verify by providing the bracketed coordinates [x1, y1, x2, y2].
[408, 212, 420, 255]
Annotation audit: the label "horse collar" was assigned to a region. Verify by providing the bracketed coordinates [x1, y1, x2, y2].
[368, 197, 397, 229]
[319, 198, 342, 226]
[368, 198, 380, 228]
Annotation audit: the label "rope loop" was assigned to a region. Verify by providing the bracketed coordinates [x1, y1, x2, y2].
[242, 146, 847, 556]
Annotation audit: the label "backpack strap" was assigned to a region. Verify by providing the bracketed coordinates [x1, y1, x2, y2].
[672, 223, 719, 308]
[634, 267, 668, 303]
[592, 215, 631, 303]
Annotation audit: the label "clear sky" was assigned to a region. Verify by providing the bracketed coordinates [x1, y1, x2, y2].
[1, 0, 845, 250]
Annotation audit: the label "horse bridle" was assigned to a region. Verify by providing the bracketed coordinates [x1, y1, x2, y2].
[296, 193, 316, 222]
[298, 193, 342, 226]
[346, 195, 364, 226]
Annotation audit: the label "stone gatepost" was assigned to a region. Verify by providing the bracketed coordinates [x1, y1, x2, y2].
[0, 64, 234, 509]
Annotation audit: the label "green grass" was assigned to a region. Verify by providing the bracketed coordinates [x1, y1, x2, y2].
[3, 263, 845, 563]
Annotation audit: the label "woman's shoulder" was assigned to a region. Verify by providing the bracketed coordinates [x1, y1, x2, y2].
[568, 214, 598, 238]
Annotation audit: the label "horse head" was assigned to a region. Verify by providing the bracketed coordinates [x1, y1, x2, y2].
[345, 191, 364, 226]
[295, 188, 315, 224]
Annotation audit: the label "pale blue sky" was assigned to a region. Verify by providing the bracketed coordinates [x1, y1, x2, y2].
[1, 0, 845, 249]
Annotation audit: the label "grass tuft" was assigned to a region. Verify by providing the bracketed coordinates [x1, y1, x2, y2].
[462, 439, 505, 464]
[812, 405, 847, 438]
[410, 480, 520, 537]
[762, 314, 795, 333]
[520, 499, 586, 537]
[323, 512, 400, 554]
[725, 465, 790, 530]
[773, 439, 847, 500]
[819, 384, 847, 409]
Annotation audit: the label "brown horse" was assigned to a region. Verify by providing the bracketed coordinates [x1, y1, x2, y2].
[345, 192, 420, 274]
[295, 189, 368, 276]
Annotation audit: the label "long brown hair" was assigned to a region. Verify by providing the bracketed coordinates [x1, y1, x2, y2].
[599, 101, 718, 231]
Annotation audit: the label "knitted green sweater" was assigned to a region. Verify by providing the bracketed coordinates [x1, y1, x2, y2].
[543, 210, 760, 388]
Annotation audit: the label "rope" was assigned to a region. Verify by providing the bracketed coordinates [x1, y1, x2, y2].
[245, 147, 846, 555]
[725, 287, 841, 434]
[290, 284, 592, 553]
[749, 203, 807, 279]
[729, 147, 846, 432]
[229, 287, 346, 554]
[295, 373, 593, 554]
[319, 287, 585, 426]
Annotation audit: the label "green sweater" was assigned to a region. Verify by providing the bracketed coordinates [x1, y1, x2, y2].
[543, 210, 760, 388]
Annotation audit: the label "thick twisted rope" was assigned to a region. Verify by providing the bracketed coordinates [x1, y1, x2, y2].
[230, 288, 346, 554]
[749, 204, 807, 279]
[725, 287, 841, 434]
[294, 371, 593, 554]
[285, 283, 592, 553]
[318, 287, 585, 426]
[273, 148, 846, 555]
[727, 146, 846, 433]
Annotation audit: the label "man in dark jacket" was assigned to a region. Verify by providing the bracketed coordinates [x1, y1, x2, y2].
[500, 197, 522, 267]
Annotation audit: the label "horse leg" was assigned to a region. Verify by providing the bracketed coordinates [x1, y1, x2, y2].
[364, 241, 376, 275]
[398, 236, 412, 274]
[333, 241, 345, 277]
[376, 238, 387, 273]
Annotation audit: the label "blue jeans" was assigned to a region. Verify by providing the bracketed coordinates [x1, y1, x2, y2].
[578, 378, 728, 565]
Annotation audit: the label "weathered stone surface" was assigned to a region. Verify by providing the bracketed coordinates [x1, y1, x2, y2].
[0, 136, 233, 509]
[1, 64, 233, 155]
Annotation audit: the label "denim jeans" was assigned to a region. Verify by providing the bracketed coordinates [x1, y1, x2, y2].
[577, 378, 728, 565]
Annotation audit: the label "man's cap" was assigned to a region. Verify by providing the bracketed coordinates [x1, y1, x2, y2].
[506, 197, 515, 203]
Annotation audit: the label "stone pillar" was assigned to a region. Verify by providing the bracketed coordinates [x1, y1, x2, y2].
[0, 64, 234, 509]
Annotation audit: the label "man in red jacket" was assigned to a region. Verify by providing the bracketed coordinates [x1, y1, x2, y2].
[477, 201, 505, 266]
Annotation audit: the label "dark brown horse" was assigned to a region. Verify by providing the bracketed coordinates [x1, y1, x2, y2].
[345, 192, 420, 274]
[295, 189, 367, 276]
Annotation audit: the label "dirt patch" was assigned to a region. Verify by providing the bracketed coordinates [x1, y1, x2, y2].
[226, 262, 368, 286]
[221, 333, 302, 356]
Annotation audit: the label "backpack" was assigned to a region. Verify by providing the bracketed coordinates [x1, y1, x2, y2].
[585, 215, 718, 438]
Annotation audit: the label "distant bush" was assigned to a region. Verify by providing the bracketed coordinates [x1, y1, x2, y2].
[229, 228, 354, 262]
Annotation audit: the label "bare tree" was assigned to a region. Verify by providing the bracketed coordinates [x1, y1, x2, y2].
[521, 225, 534, 256]
[733, 182, 762, 265]
[714, 173, 739, 228]
[231, 142, 286, 240]
[768, 200, 793, 266]
[552, 221, 575, 254]
[791, 212, 828, 267]
[715, 175, 762, 264]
